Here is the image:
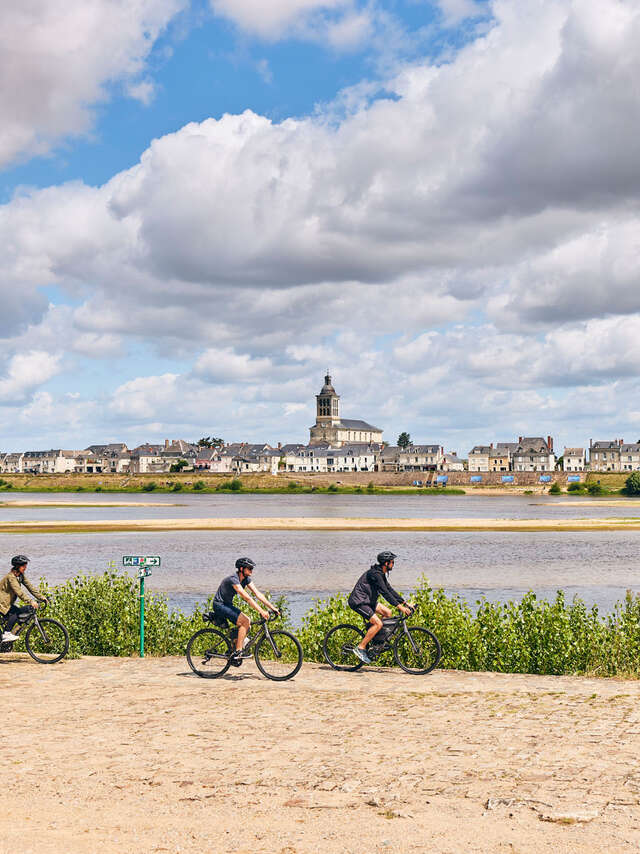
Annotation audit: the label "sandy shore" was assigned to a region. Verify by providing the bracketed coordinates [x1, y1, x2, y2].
[4, 656, 640, 853]
[1, 514, 640, 533]
[0, 500, 183, 508]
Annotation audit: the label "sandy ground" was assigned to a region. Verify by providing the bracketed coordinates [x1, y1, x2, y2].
[4, 657, 640, 854]
[0, 500, 183, 508]
[1, 514, 640, 533]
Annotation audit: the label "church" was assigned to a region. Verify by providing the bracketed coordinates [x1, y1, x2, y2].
[309, 374, 383, 447]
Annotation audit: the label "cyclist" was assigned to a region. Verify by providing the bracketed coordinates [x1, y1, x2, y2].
[212, 558, 280, 666]
[347, 550, 413, 664]
[0, 555, 47, 643]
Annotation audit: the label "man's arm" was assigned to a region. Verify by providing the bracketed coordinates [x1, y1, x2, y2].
[372, 569, 405, 608]
[247, 582, 279, 613]
[21, 575, 45, 602]
[233, 584, 269, 619]
[9, 574, 37, 605]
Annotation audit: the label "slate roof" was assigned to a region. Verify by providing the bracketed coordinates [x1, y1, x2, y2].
[336, 419, 382, 432]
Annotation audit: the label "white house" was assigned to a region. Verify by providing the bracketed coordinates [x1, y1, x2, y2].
[619, 443, 640, 472]
[563, 448, 585, 471]
[512, 437, 556, 472]
[468, 446, 492, 472]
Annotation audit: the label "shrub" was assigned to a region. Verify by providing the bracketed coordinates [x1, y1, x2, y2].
[192, 480, 206, 491]
[327, 483, 339, 492]
[95, 486, 102, 492]
[587, 482, 604, 495]
[367, 481, 375, 493]
[549, 482, 561, 494]
[355, 486, 363, 493]
[142, 481, 157, 492]
[287, 481, 299, 490]
[625, 472, 640, 495]
[567, 481, 584, 492]
[171, 482, 183, 492]
[230, 478, 242, 491]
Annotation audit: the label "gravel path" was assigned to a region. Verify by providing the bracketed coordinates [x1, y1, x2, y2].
[4, 656, 640, 853]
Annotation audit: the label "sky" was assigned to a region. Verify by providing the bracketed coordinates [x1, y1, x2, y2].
[1, 0, 639, 455]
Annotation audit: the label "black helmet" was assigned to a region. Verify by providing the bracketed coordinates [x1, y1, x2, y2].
[377, 551, 397, 566]
[235, 557, 255, 571]
[11, 555, 29, 570]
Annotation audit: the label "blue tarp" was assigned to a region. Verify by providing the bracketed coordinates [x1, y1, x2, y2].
[567, 475, 581, 482]
[436, 475, 448, 484]
[470, 475, 483, 483]
[501, 475, 514, 483]
[412, 480, 423, 487]
[539, 475, 551, 483]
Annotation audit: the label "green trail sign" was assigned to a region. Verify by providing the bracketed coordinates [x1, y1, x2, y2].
[122, 556, 161, 656]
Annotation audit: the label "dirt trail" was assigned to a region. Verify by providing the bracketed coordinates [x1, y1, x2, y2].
[3, 657, 640, 853]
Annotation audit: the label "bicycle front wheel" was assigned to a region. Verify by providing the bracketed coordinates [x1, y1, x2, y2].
[25, 618, 69, 663]
[255, 630, 303, 681]
[323, 624, 365, 671]
[393, 626, 441, 675]
[186, 628, 232, 678]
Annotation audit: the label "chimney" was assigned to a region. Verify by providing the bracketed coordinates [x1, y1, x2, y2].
[620, 438, 624, 446]
[518, 436, 523, 444]
[277, 442, 282, 450]
[164, 439, 169, 449]
[490, 442, 493, 449]
[547, 436, 553, 452]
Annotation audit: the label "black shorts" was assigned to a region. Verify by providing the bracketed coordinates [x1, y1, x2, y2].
[349, 602, 375, 622]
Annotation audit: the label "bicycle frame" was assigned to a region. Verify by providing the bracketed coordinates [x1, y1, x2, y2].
[204, 615, 282, 661]
[1, 605, 51, 650]
[367, 614, 419, 658]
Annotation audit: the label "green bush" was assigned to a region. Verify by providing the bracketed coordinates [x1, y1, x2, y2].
[230, 478, 242, 491]
[327, 483, 339, 492]
[171, 482, 183, 492]
[549, 482, 561, 494]
[192, 480, 206, 491]
[367, 481, 375, 492]
[142, 481, 157, 492]
[287, 481, 299, 490]
[567, 481, 585, 492]
[588, 482, 604, 495]
[625, 472, 640, 495]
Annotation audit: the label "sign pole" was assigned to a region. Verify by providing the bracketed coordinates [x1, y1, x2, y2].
[139, 573, 145, 658]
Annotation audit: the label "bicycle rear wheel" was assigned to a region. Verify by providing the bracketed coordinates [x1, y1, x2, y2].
[323, 624, 365, 671]
[255, 630, 303, 681]
[393, 626, 441, 674]
[25, 618, 69, 663]
[186, 628, 232, 678]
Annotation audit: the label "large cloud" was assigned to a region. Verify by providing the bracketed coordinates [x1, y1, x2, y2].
[1, 0, 640, 449]
[0, 0, 185, 169]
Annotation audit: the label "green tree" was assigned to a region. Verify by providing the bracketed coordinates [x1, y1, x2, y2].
[169, 459, 188, 472]
[397, 432, 411, 449]
[197, 436, 224, 449]
[626, 472, 640, 495]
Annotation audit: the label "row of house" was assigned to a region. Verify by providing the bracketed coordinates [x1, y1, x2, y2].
[467, 437, 640, 473]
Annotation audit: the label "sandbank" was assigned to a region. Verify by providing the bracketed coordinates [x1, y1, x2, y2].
[0, 500, 183, 508]
[1, 514, 640, 533]
[4, 656, 640, 853]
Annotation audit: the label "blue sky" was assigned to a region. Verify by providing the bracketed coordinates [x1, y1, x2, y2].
[1, 0, 639, 454]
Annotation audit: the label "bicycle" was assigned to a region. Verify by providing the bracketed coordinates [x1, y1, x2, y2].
[186, 612, 303, 681]
[0, 602, 70, 664]
[323, 610, 441, 675]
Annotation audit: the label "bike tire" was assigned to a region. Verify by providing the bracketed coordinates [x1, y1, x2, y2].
[393, 626, 441, 675]
[25, 618, 69, 664]
[323, 623, 365, 671]
[186, 628, 232, 678]
[254, 630, 303, 681]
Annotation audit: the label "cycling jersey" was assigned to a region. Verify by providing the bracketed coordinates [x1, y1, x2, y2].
[348, 564, 405, 613]
[214, 572, 251, 607]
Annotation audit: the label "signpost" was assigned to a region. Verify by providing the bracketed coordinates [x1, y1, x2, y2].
[123, 556, 161, 657]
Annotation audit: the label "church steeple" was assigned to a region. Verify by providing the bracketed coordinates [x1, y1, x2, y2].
[316, 371, 340, 426]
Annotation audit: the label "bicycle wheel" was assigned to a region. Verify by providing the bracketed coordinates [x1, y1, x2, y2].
[323, 624, 365, 671]
[25, 619, 69, 664]
[186, 628, 232, 678]
[254, 630, 303, 681]
[393, 626, 441, 675]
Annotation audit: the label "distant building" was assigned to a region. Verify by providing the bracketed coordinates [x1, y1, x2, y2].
[619, 443, 640, 472]
[563, 448, 585, 471]
[468, 445, 492, 472]
[589, 439, 624, 472]
[512, 437, 555, 472]
[309, 374, 383, 447]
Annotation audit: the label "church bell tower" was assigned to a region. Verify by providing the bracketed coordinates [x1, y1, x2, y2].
[316, 372, 340, 427]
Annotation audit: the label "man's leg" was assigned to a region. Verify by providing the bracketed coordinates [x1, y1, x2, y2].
[235, 612, 250, 652]
[375, 603, 392, 620]
[4, 605, 23, 633]
[358, 614, 382, 651]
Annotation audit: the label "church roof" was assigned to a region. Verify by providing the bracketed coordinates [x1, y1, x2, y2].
[337, 419, 382, 432]
[318, 373, 338, 396]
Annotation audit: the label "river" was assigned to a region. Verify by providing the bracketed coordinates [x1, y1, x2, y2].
[1, 492, 639, 623]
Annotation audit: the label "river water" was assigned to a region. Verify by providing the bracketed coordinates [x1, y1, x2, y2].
[1, 492, 639, 623]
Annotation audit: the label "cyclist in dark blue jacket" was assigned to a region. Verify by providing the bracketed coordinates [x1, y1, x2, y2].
[348, 551, 412, 663]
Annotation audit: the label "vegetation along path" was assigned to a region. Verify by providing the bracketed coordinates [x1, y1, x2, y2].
[4, 656, 640, 853]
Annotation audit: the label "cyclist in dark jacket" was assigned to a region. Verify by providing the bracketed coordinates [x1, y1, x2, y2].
[347, 551, 412, 663]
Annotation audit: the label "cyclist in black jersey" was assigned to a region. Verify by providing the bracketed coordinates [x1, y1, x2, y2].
[212, 557, 280, 666]
[347, 551, 412, 664]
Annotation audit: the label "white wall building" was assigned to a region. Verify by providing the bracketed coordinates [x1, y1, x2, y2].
[563, 448, 585, 471]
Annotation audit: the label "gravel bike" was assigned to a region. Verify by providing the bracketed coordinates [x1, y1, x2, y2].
[0, 602, 69, 664]
[323, 611, 441, 675]
[186, 612, 303, 681]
